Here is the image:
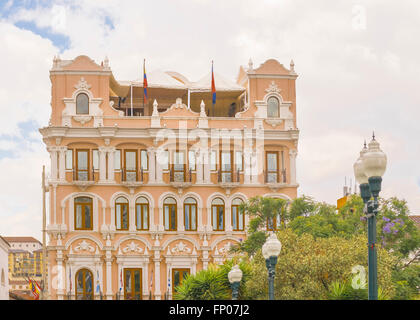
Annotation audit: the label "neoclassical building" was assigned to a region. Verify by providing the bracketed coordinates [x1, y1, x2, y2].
[40, 55, 299, 300]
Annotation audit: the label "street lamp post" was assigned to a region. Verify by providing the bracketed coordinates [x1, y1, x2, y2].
[262, 233, 282, 300]
[228, 265, 243, 300]
[353, 134, 387, 300]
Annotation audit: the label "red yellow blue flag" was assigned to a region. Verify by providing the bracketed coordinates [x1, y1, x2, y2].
[143, 59, 148, 104]
[211, 61, 216, 105]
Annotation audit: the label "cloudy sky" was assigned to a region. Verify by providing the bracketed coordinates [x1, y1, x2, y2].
[0, 0, 419, 240]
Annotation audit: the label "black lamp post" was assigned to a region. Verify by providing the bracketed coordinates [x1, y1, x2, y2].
[262, 233, 282, 300]
[353, 134, 387, 300]
[228, 265, 243, 300]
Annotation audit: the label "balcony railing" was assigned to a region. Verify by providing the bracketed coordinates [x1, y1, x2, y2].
[169, 168, 192, 183]
[264, 169, 287, 184]
[217, 169, 240, 183]
[72, 167, 95, 182]
[121, 168, 144, 183]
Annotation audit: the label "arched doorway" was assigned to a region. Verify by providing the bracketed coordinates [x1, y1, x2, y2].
[76, 268, 93, 300]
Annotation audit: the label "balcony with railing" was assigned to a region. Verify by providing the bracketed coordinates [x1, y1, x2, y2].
[263, 168, 287, 191]
[71, 168, 96, 190]
[169, 167, 192, 189]
[120, 167, 145, 188]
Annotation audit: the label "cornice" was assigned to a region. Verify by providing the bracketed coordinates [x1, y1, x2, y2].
[248, 73, 298, 80]
[39, 126, 300, 141]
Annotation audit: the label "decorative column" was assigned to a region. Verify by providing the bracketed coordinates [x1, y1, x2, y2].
[203, 150, 211, 183]
[178, 205, 184, 232]
[48, 147, 58, 181]
[107, 148, 115, 182]
[244, 148, 251, 184]
[148, 148, 156, 183]
[251, 150, 259, 184]
[98, 147, 107, 182]
[153, 253, 161, 300]
[289, 149, 297, 184]
[105, 236, 113, 300]
[195, 150, 203, 184]
[58, 147, 67, 181]
[226, 206, 232, 232]
[155, 149, 163, 183]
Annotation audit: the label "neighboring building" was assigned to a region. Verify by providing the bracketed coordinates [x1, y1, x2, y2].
[0, 236, 10, 300]
[5, 237, 47, 296]
[39, 55, 299, 300]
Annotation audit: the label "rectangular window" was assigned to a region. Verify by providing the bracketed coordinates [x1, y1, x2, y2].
[266, 152, 278, 183]
[136, 204, 149, 231]
[210, 150, 217, 171]
[114, 150, 121, 170]
[160, 150, 169, 170]
[65, 150, 73, 170]
[235, 151, 243, 171]
[220, 151, 232, 182]
[212, 205, 225, 231]
[76, 150, 89, 181]
[92, 150, 99, 170]
[140, 150, 148, 171]
[172, 151, 185, 182]
[188, 151, 196, 171]
[124, 150, 137, 181]
[232, 205, 244, 231]
[164, 204, 177, 231]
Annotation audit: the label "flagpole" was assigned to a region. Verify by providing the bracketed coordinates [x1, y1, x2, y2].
[41, 165, 48, 300]
[212, 60, 215, 117]
[143, 59, 145, 111]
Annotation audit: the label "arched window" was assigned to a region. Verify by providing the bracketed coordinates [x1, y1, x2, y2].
[115, 197, 129, 230]
[74, 197, 93, 230]
[267, 96, 279, 118]
[231, 198, 244, 231]
[76, 93, 89, 114]
[163, 197, 177, 231]
[136, 197, 149, 231]
[212, 198, 225, 231]
[75, 268, 93, 300]
[184, 197, 197, 231]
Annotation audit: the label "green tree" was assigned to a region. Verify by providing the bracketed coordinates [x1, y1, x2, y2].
[242, 229, 396, 300]
[235, 196, 288, 256]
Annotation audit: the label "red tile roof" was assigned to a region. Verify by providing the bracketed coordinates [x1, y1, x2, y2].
[3, 237, 41, 244]
[0, 236, 10, 247]
[408, 215, 420, 228]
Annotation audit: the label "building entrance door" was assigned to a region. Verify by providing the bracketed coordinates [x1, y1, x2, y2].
[172, 268, 190, 297]
[124, 268, 142, 300]
[75, 268, 93, 300]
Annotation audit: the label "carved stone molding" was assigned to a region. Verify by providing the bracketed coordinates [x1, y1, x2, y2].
[122, 241, 143, 254]
[171, 241, 192, 254]
[74, 240, 95, 253]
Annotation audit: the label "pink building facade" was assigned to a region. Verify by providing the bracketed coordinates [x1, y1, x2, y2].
[40, 55, 299, 300]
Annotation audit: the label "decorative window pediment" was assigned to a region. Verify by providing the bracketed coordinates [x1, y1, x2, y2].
[62, 77, 104, 127]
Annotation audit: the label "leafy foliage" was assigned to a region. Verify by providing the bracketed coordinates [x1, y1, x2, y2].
[173, 264, 229, 300]
[242, 229, 396, 300]
[173, 261, 251, 300]
[391, 264, 420, 300]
